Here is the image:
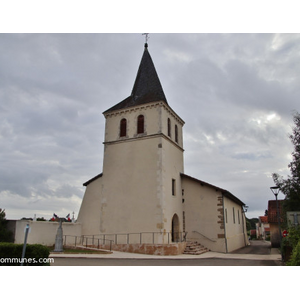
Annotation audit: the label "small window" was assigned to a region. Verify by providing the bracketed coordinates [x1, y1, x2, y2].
[175, 125, 178, 143]
[120, 118, 127, 137]
[172, 179, 176, 196]
[168, 118, 171, 137]
[137, 115, 144, 134]
[238, 210, 240, 224]
[225, 208, 228, 223]
[233, 207, 235, 224]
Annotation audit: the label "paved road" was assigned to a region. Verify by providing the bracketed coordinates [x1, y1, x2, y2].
[231, 240, 272, 255]
[51, 257, 280, 266]
[51, 240, 282, 266]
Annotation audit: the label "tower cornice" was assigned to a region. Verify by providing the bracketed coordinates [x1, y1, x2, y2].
[103, 132, 185, 152]
[103, 100, 185, 126]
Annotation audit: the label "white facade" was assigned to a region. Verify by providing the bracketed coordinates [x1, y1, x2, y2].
[77, 101, 185, 244]
[182, 174, 248, 253]
[76, 43, 248, 253]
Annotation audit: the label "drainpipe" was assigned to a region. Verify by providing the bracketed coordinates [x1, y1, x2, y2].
[222, 194, 228, 253]
[241, 208, 247, 247]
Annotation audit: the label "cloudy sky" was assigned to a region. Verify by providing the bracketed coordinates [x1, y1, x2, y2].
[1, 32, 300, 220]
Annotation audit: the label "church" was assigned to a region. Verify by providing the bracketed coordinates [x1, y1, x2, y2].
[77, 41, 248, 254]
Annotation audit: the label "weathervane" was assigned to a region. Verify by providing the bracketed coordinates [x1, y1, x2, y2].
[142, 33, 150, 44]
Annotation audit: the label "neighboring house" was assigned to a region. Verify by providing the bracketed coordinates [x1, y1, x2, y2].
[268, 200, 284, 247]
[256, 216, 270, 240]
[250, 229, 256, 239]
[77, 41, 248, 254]
[286, 211, 300, 227]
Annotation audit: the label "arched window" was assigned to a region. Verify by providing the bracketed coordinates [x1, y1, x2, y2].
[175, 124, 178, 143]
[137, 115, 144, 134]
[120, 118, 127, 137]
[168, 118, 171, 137]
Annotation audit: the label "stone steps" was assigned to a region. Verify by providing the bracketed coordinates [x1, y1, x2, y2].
[184, 241, 209, 255]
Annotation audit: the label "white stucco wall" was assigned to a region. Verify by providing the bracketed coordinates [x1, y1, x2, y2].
[77, 101, 185, 242]
[182, 176, 227, 252]
[77, 175, 103, 235]
[223, 196, 248, 252]
[100, 136, 163, 235]
[181, 175, 247, 253]
[14, 219, 82, 246]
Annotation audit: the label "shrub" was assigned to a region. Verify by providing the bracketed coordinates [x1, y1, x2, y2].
[0, 243, 50, 266]
[287, 240, 300, 266]
[0, 209, 13, 242]
[281, 226, 300, 263]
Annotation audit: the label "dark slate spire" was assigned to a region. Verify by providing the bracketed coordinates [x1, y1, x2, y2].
[104, 43, 168, 114]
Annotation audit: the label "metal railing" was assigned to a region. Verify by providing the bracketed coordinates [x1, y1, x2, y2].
[63, 235, 114, 251]
[192, 231, 217, 242]
[82, 231, 187, 245]
[64, 231, 187, 250]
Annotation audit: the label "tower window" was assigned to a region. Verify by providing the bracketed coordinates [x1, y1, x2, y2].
[172, 179, 176, 196]
[168, 118, 171, 137]
[175, 124, 178, 143]
[120, 118, 127, 137]
[233, 207, 235, 224]
[137, 115, 144, 134]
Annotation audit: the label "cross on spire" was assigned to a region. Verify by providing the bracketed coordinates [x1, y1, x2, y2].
[142, 33, 149, 44]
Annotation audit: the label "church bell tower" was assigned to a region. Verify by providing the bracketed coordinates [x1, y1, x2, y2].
[78, 42, 185, 242]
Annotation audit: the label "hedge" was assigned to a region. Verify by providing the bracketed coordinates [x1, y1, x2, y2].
[287, 240, 300, 266]
[0, 243, 50, 266]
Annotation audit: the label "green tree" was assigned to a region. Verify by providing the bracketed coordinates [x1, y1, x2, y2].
[246, 217, 258, 230]
[273, 112, 300, 213]
[0, 209, 13, 242]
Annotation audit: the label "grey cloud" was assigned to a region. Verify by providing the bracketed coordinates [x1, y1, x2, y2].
[1, 33, 300, 220]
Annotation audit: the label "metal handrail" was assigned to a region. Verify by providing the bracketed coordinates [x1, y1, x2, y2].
[65, 231, 187, 248]
[63, 235, 114, 251]
[94, 231, 187, 244]
[192, 231, 217, 242]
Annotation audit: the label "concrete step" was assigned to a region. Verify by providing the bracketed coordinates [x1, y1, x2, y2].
[183, 241, 209, 255]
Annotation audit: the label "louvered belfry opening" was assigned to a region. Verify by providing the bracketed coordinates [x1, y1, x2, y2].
[137, 115, 144, 134]
[120, 118, 127, 137]
[168, 118, 171, 137]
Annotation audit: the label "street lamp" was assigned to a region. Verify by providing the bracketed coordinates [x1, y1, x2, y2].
[270, 186, 282, 249]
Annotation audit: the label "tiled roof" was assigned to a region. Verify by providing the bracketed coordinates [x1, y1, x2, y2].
[104, 43, 168, 114]
[268, 200, 284, 223]
[259, 216, 268, 223]
[181, 173, 245, 207]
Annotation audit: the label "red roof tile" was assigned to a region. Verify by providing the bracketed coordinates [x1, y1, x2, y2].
[259, 216, 268, 223]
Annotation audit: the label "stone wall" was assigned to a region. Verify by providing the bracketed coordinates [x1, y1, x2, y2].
[100, 242, 187, 255]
